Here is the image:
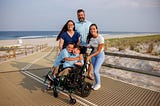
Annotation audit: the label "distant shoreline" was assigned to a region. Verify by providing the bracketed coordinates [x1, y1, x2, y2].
[0, 34, 159, 47]
[0, 31, 159, 40]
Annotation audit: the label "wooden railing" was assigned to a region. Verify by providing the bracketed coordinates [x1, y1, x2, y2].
[0, 44, 48, 61]
[103, 52, 160, 77]
[105, 52, 160, 62]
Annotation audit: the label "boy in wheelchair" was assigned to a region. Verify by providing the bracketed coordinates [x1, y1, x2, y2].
[47, 44, 83, 87]
[57, 45, 83, 77]
[44, 44, 92, 104]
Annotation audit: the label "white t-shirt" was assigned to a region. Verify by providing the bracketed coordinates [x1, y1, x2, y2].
[88, 34, 104, 53]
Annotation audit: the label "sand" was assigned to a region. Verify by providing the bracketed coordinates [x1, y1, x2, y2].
[0, 38, 57, 47]
[0, 34, 157, 47]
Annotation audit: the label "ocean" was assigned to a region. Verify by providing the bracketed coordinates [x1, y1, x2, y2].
[0, 31, 159, 40]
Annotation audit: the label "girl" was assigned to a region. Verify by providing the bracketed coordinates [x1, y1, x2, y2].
[56, 20, 80, 54]
[86, 24, 105, 90]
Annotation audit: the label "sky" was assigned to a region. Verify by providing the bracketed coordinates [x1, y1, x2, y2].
[0, 0, 160, 32]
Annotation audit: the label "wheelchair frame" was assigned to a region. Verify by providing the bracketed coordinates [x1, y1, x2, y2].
[44, 56, 92, 104]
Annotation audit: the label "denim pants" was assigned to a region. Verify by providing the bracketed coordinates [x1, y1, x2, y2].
[91, 51, 105, 85]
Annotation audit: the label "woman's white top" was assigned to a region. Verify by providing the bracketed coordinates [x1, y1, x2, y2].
[88, 34, 104, 53]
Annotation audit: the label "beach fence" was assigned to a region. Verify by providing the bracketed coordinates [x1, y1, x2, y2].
[0, 43, 48, 61]
[103, 52, 160, 77]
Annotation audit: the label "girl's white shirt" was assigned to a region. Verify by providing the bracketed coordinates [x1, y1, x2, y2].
[88, 34, 104, 53]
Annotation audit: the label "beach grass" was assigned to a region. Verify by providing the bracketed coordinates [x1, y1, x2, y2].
[0, 46, 18, 52]
[105, 35, 160, 55]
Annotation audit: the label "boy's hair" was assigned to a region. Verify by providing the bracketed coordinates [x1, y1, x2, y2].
[74, 45, 83, 54]
[67, 42, 75, 46]
[74, 45, 81, 50]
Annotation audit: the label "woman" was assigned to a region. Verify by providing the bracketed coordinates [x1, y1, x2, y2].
[86, 24, 105, 90]
[56, 20, 80, 53]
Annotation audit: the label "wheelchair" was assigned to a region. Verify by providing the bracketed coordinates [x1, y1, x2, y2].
[44, 55, 92, 104]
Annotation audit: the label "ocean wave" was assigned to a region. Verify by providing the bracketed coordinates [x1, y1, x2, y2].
[18, 36, 45, 39]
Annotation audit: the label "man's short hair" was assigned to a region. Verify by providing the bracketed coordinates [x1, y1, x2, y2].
[77, 9, 85, 13]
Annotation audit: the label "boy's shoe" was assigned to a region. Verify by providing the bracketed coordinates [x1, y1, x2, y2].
[52, 75, 56, 80]
[92, 84, 101, 90]
[46, 84, 51, 90]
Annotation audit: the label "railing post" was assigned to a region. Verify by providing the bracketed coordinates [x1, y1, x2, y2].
[25, 46, 27, 55]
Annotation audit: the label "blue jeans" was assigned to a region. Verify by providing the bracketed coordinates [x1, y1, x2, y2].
[91, 51, 105, 85]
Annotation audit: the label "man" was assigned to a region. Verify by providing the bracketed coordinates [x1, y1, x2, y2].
[75, 9, 92, 47]
[75, 9, 94, 80]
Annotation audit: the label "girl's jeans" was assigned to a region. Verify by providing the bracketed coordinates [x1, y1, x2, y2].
[91, 51, 105, 85]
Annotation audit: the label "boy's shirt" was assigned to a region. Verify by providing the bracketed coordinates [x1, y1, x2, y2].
[63, 53, 83, 68]
[53, 48, 71, 67]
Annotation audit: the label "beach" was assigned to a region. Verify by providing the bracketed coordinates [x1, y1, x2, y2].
[0, 34, 160, 91]
[0, 34, 158, 47]
[0, 37, 57, 47]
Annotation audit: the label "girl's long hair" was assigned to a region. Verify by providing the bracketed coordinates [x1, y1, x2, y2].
[56, 20, 75, 41]
[86, 24, 98, 43]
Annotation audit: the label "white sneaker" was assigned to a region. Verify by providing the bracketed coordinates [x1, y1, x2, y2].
[93, 84, 101, 90]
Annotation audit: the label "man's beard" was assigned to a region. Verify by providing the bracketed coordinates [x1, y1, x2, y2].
[79, 18, 85, 22]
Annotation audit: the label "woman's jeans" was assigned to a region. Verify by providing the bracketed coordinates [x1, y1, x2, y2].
[91, 51, 105, 85]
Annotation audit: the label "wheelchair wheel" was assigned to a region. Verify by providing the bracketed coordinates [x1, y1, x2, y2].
[81, 82, 92, 97]
[69, 98, 76, 104]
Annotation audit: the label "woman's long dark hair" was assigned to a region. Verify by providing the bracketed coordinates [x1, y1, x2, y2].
[86, 24, 98, 43]
[56, 20, 75, 41]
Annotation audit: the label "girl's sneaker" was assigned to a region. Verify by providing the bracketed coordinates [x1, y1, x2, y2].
[92, 84, 101, 90]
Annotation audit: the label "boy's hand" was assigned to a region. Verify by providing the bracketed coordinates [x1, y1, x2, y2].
[79, 54, 83, 60]
[74, 62, 83, 66]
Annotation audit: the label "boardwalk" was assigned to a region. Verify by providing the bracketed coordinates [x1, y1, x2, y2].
[0, 47, 160, 106]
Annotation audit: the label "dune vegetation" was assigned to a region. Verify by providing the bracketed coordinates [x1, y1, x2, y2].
[105, 35, 160, 56]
